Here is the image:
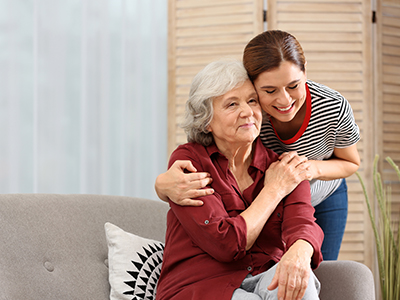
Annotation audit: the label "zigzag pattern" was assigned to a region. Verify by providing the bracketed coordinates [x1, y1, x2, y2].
[123, 242, 164, 300]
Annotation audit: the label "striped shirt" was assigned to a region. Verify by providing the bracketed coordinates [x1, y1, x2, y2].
[260, 80, 360, 206]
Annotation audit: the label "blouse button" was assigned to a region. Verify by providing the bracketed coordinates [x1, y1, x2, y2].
[277, 213, 281, 218]
[204, 220, 209, 224]
[247, 266, 252, 271]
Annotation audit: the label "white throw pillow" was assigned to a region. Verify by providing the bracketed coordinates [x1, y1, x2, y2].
[105, 222, 164, 300]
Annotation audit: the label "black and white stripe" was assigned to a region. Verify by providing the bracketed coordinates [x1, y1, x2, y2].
[260, 80, 360, 206]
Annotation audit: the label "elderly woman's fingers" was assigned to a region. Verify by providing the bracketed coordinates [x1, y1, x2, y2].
[273, 263, 295, 300]
[288, 273, 305, 300]
[268, 240, 313, 300]
[276, 266, 309, 300]
[267, 263, 306, 300]
[267, 264, 280, 291]
[277, 272, 289, 300]
[295, 275, 309, 300]
[289, 266, 310, 300]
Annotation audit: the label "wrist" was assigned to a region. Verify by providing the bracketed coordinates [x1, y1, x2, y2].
[259, 185, 286, 205]
[310, 160, 322, 180]
[293, 239, 314, 258]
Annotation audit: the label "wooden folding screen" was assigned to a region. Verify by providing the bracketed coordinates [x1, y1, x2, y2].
[375, 0, 400, 237]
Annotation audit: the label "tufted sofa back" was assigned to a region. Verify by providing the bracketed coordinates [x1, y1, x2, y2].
[0, 193, 168, 300]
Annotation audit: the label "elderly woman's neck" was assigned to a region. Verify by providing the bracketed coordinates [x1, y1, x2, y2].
[217, 142, 254, 171]
[220, 143, 254, 193]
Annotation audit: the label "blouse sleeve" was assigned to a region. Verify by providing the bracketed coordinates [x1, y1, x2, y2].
[167, 145, 248, 263]
[281, 180, 324, 269]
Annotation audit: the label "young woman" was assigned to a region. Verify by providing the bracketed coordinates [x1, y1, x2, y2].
[155, 30, 360, 261]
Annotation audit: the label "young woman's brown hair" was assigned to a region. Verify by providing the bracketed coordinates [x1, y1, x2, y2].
[243, 30, 306, 81]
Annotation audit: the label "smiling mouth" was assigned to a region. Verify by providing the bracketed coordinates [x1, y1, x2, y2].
[239, 123, 255, 128]
[275, 101, 295, 112]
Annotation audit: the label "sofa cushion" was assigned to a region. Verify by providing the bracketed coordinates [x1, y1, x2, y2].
[105, 222, 164, 300]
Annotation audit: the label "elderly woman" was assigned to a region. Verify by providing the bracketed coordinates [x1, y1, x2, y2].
[155, 60, 323, 300]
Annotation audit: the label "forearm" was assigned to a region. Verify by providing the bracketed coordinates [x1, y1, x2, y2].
[240, 187, 285, 250]
[310, 157, 359, 181]
[310, 144, 360, 181]
[242, 153, 312, 251]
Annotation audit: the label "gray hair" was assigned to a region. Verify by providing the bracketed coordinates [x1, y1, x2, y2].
[181, 59, 249, 146]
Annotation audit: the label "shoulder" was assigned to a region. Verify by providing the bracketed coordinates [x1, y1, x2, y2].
[169, 142, 208, 168]
[252, 137, 280, 169]
[307, 80, 345, 103]
[308, 81, 355, 119]
[307, 80, 351, 118]
[263, 143, 280, 162]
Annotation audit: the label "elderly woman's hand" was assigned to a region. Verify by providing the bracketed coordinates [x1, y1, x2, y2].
[267, 240, 314, 300]
[264, 151, 311, 199]
[155, 160, 214, 205]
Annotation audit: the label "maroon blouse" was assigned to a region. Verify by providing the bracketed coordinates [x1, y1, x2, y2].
[156, 138, 323, 300]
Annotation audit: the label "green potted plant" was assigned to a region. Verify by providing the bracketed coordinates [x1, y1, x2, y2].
[356, 155, 400, 300]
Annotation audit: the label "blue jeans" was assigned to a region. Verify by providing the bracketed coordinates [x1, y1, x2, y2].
[314, 179, 348, 260]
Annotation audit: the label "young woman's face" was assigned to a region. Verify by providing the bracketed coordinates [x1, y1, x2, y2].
[253, 61, 307, 123]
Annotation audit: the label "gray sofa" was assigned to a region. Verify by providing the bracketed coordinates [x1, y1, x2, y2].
[0, 193, 375, 300]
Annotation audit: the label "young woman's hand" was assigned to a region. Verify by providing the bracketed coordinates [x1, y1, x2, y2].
[154, 160, 214, 206]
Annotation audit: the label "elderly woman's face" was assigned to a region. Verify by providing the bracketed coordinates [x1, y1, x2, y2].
[207, 80, 262, 148]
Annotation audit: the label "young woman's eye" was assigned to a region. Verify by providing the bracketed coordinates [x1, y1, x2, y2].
[265, 90, 275, 94]
[288, 84, 298, 90]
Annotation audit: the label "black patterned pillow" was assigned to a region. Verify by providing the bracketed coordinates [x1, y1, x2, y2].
[105, 222, 164, 300]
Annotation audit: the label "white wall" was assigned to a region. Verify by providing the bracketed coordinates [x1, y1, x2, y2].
[0, 0, 167, 200]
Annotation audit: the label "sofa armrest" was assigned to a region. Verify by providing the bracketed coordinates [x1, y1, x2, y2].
[314, 260, 375, 300]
